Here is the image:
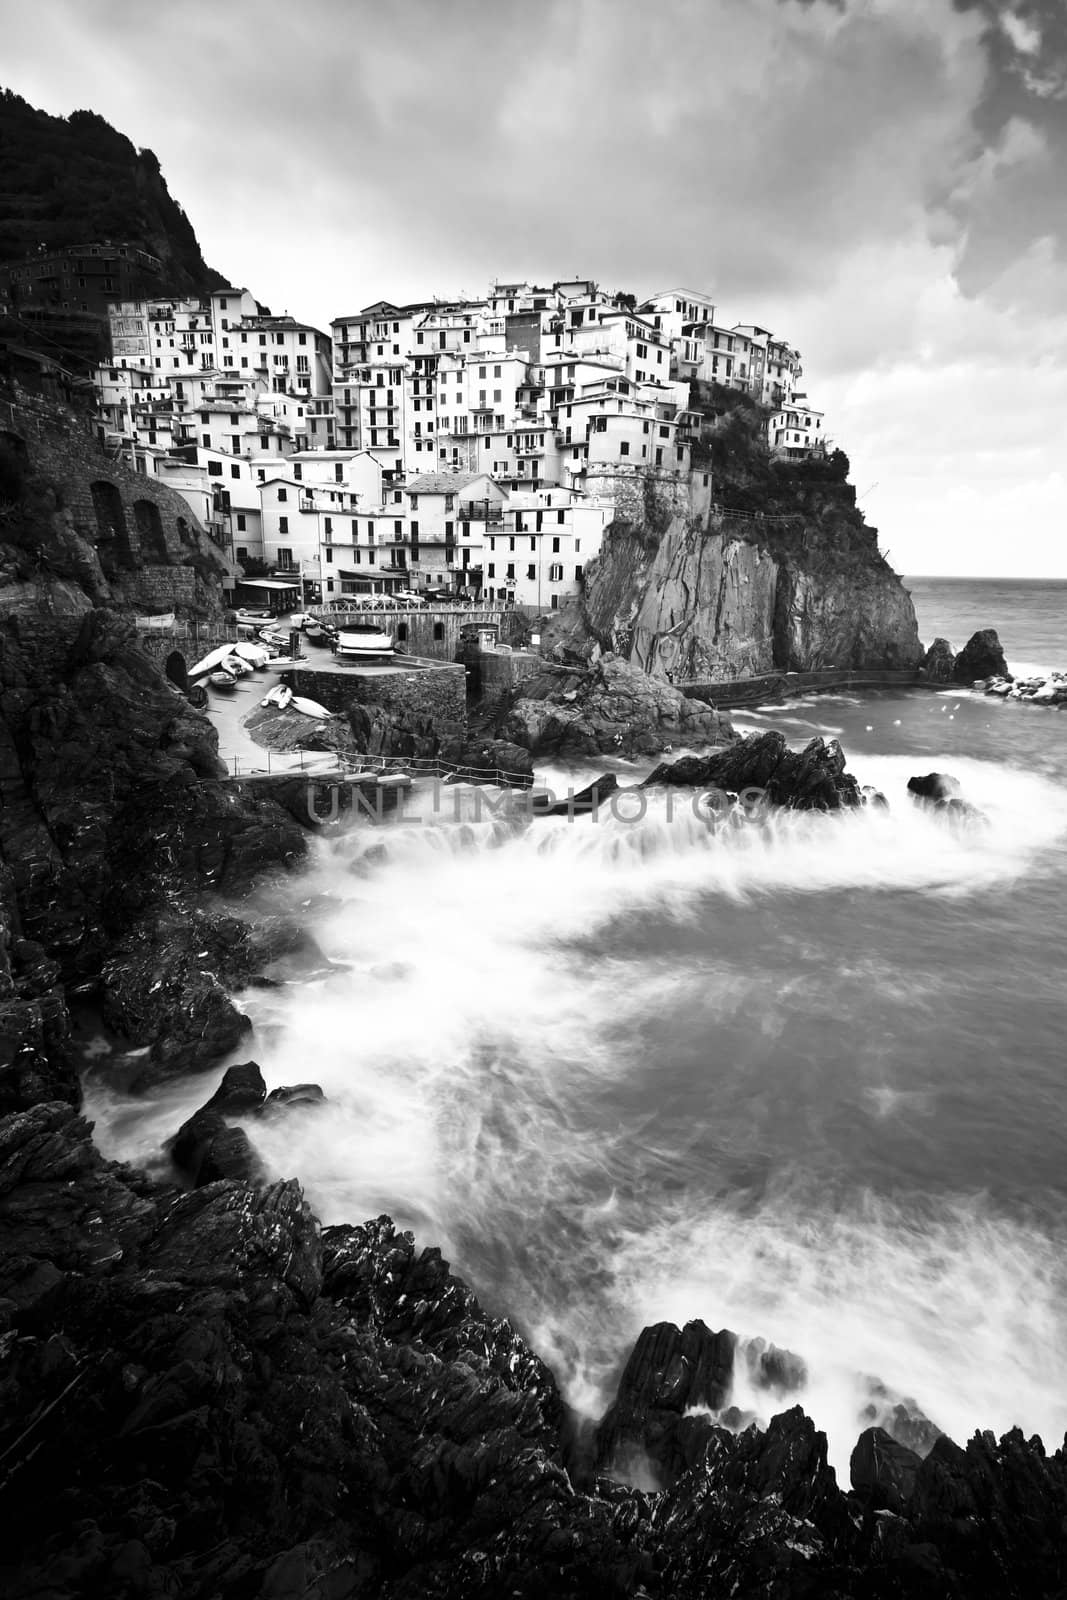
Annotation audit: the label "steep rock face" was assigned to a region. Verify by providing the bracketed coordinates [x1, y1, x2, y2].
[571, 511, 922, 681]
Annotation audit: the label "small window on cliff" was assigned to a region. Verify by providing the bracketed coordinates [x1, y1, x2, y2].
[397, 623, 408, 641]
[434, 623, 444, 641]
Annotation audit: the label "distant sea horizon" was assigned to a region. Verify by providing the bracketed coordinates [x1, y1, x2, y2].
[904, 573, 1067, 675]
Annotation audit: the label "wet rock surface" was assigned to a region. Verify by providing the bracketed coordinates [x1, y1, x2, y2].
[920, 636, 958, 682]
[3, 1105, 1067, 1599]
[644, 730, 865, 810]
[952, 628, 1010, 684]
[503, 653, 737, 758]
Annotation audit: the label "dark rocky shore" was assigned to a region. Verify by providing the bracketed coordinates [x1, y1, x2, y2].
[2, 410, 1063, 1596]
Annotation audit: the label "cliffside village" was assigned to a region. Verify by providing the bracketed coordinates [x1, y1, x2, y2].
[91, 271, 827, 611]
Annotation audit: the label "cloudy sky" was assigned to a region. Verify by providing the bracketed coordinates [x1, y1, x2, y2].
[3, 0, 1066, 576]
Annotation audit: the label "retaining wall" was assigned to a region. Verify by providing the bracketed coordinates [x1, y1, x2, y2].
[280, 659, 468, 725]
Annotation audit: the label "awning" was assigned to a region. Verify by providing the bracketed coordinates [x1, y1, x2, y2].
[237, 577, 300, 591]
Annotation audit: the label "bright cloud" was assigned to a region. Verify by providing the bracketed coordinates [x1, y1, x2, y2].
[0, 0, 1064, 574]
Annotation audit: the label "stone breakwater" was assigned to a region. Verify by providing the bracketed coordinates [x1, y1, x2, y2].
[977, 670, 1067, 706]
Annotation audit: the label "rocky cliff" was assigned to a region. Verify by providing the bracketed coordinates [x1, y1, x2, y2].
[0, 390, 307, 1115]
[545, 389, 922, 681]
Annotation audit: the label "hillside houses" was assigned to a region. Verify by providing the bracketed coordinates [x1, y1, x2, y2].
[93, 277, 825, 608]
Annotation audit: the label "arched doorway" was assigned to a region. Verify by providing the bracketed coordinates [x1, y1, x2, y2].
[0, 430, 28, 500]
[90, 480, 135, 574]
[165, 650, 188, 693]
[133, 498, 169, 562]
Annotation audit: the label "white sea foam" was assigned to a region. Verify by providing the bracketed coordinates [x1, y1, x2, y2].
[84, 750, 1067, 1480]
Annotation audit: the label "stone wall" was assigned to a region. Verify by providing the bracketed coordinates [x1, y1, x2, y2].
[583, 465, 706, 526]
[476, 648, 543, 701]
[314, 606, 520, 662]
[282, 660, 468, 724]
[1, 391, 234, 616]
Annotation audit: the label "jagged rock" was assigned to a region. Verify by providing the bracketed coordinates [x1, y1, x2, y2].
[208, 1059, 267, 1112]
[908, 772, 962, 803]
[920, 636, 957, 682]
[743, 1337, 808, 1396]
[5, 1100, 1067, 1597]
[438, 736, 535, 781]
[953, 628, 1011, 684]
[851, 1425, 923, 1513]
[530, 773, 620, 816]
[101, 913, 254, 1090]
[908, 772, 986, 828]
[645, 730, 863, 810]
[503, 654, 736, 758]
[262, 1083, 326, 1112]
[595, 1318, 737, 1485]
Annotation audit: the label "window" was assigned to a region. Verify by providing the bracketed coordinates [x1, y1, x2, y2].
[277, 546, 293, 566]
[552, 536, 560, 553]
[549, 563, 563, 581]
[236, 514, 246, 532]
[527, 564, 536, 580]
[433, 623, 443, 641]
[575, 565, 583, 580]
[207, 460, 223, 476]
[325, 549, 333, 562]
[506, 563, 515, 580]
[230, 464, 240, 478]
[278, 488, 288, 502]
[279, 517, 288, 533]
[620, 442, 630, 456]
[397, 623, 408, 641]
[487, 562, 495, 578]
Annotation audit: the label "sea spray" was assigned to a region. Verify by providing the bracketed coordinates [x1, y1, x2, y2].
[86, 707, 1067, 1479]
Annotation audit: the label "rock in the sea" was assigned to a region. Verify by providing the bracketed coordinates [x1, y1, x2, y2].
[908, 772, 986, 827]
[644, 731, 863, 810]
[595, 1318, 736, 1485]
[920, 637, 957, 682]
[953, 628, 1010, 684]
[908, 772, 962, 803]
[503, 653, 736, 758]
[262, 1083, 327, 1112]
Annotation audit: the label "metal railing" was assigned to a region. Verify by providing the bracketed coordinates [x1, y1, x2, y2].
[228, 747, 533, 788]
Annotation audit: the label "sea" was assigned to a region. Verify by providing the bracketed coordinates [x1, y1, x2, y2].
[87, 575, 1067, 1480]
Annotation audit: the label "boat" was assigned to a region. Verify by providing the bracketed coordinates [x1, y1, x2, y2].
[260, 684, 293, 710]
[335, 625, 395, 658]
[290, 695, 332, 719]
[189, 642, 243, 679]
[232, 641, 270, 668]
[219, 654, 253, 677]
[376, 772, 413, 789]
[208, 670, 237, 691]
[304, 620, 324, 640]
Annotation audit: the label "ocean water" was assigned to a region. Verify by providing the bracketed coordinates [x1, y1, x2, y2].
[906, 575, 1067, 676]
[87, 578, 1067, 1481]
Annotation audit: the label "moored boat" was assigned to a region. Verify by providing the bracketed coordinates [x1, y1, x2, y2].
[335, 625, 395, 658]
[208, 670, 237, 691]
